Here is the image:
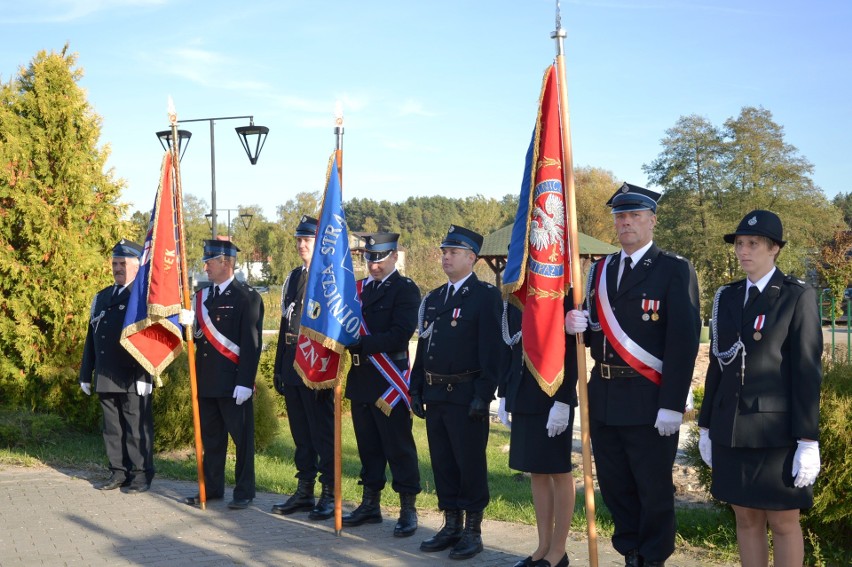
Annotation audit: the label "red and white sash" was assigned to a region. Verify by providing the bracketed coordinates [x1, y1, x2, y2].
[195, 288, 240, 364]
[356, 279, 411, 414]
[594, 259, 663, 385]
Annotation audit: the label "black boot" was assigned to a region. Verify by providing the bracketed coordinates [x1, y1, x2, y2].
[271, 479, 315, 515]
[308, 483, 334, 520]
[448, 510, 484, 560]
[624, 550, 643, 567]
[342, 486, 383, 526]
[393, 493, 418, 537]
[419, 509, 463, 552]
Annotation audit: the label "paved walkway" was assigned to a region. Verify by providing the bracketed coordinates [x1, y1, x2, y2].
[0, 465, 732, 567]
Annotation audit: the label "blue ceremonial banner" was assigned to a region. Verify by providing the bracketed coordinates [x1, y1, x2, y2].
[295, 154, 361, 388]
[502, 129, 536, 290]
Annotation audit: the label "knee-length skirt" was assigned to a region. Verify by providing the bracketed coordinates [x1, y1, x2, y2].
[711, 443, 813, 510]
[508, 408, 575, 475]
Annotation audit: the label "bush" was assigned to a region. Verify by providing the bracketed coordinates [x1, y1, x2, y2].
[152, 353, 280, 452]
[802, 362, 852, 562]
[0, 408, 65, 448]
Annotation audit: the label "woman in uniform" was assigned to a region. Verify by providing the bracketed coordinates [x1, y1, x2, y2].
[698, 210, 822, 567]
[500, 301, 577, 567]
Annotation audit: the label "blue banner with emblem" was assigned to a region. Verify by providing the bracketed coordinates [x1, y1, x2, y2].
[295, 154, 362, 388]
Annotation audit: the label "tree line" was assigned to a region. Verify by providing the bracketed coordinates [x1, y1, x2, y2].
[2, 48, 849, 424]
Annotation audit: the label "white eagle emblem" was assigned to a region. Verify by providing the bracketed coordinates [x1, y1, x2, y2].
[530, 193, 565, 255]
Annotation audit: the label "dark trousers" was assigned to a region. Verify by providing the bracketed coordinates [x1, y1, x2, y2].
[425, 402, 489, 512]
[351, 401, 420, 495]
[98, 392, 154, 485]
[198, 396, 255, 500]
[589, 418, 679, 562]
[282, 382, 334, 486]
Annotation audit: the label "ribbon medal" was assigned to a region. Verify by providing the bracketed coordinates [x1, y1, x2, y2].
[642, 299, 660, 322]
[451, 308, 461, 327]
[753, 314, 765, 341]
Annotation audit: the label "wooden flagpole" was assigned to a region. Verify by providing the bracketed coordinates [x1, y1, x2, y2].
[168, 99, 208, 509]
[551, 6, 599, 566]
[333, 103, 345, 536]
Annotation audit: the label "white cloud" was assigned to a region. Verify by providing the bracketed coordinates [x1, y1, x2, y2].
[398, 99, 436, 117]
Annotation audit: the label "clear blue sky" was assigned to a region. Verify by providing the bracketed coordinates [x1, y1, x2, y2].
[2, 1, 850, 221]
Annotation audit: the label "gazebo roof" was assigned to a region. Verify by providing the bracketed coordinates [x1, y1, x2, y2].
[479, 224, 618, 258]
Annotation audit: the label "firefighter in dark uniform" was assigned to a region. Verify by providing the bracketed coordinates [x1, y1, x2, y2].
[182, 240, 264, 510]
[270, 216, 336, 520]
[342, 232, 421, 537]
[565, 184, 700, 567]
[500, 300, 578, 567]
[698, 211, 822, 567]
[79, 239, 155, 493]
[409, 225, 503, 561]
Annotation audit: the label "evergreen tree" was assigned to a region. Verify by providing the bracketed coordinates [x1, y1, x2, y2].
[0, 47, 125, 424]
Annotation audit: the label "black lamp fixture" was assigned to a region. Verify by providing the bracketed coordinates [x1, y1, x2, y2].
[155, 129, 192, 161]
[156, 114, 268, 239]
[238, 213, 254, 230]
[235, 122, 269, 165]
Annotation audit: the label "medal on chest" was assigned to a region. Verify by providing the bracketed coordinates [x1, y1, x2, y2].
[451, 307, 461, 327]
[753, 314, 765, 341]
[641, 299, 660, 322]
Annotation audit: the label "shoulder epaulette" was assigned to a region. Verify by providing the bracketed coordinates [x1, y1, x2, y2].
[784, 275, 807, 287]
[660, 250, 689, 262]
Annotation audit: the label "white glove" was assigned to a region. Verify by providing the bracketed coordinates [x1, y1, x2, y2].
[792, 440, 821, 488]
[654, 408, 683, 436]
[178, 309, 195, 326]
[546, 401, 572, 437]
[564, 309, 589, 335]
[685, 387, 695, 412]
[698, 427, 712, 467]
[497, 398, 511, 429]
[233, 385, 253, 405]
[80, 382, 92, 396]
[136, 381, 153, 396]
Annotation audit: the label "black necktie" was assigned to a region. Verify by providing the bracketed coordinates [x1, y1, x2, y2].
[212, 285, 220, 300]
[619, 257, 633, 290]
[446, 285, 455, 303]
[745, 286, 759, 309]
[112, 285, 121, 298]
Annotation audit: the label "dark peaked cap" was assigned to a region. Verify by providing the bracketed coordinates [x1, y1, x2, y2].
[606, 182, 661, 213]
[295, 215, 319, 238]
[202, 239, 239, 261]
[112, 239, 143, 258]
[441, 225, 484, 255]
[364, 232, 399, 262]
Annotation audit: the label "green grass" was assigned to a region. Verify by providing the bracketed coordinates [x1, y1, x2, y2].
[1, 407, 739, 562]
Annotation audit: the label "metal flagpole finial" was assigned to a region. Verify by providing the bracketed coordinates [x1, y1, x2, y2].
[167, 96, 177, 126]
[334, 100, 344, 132]
[550, 0, 567, 51]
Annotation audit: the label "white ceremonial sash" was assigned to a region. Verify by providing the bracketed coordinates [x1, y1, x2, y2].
[195, 289, 240, 364]
[595, 259, 663, 385]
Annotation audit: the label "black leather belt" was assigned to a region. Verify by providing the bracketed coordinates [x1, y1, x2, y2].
[425, 370, 480, 385]
[351, 351, 408, 366]
[284, 333, 299, 345]
[599, 363, 640, 379]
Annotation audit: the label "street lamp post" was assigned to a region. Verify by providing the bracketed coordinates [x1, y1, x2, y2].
[205, 209, 253, 241]
[157, 116, 269, 239]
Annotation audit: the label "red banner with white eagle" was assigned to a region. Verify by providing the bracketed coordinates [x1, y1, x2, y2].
[502, 65, 569, 396]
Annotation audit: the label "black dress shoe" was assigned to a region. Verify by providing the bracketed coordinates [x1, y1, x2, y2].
[122, 484, 151, 494]
[512, 556, 541, 567]
[183, 494, 223, 506]
[95, 474, 130, 491]
[227, 498, 253, 510]
[540, 554, 569, 567]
